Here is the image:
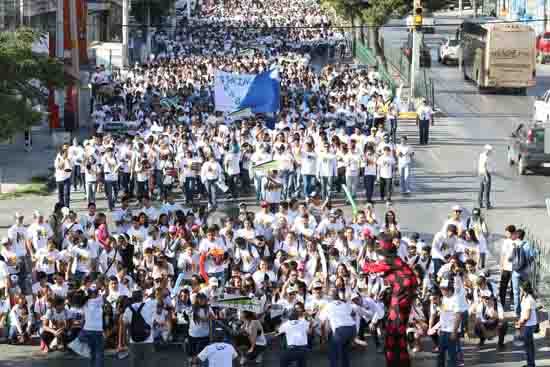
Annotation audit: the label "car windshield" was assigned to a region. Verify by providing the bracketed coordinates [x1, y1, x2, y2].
[448, 40, 459, 46]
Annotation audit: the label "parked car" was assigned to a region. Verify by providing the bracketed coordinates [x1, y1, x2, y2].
[438, 38, 460, 65]
[533, 89, 550, 122]
[507, 121, 550, 175]
[402, 33, 432, 68]
[536, 32, 550, 64]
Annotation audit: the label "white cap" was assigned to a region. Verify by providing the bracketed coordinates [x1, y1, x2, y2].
[209, 277, 219, 286]
[440, 279, 452, 289]
[286, 285, 298, 294]
[1, 237, 9, 245]
[484, 144, 493, 151]
[452, 204, 462, 211]
[33, 210, 43, 217]
[14, 212, 23, 218]
[481, 290, 492, 298]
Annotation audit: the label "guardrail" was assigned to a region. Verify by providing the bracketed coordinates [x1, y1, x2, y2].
[382, 41, 436, 108]
[354, 41, 396, 96]
[518, 225, 550, 309]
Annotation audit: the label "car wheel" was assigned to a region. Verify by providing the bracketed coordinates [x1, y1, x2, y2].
[518, 156, 526, 175]
[507, 147, 515, 165]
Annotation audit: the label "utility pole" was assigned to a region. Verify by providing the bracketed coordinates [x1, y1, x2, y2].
[459, 0, 463, 16]
[122, 0, 129, 67]
[146, 2, 151, 62]
[410, 0, 422, 105]
[69, 0, 80, 127]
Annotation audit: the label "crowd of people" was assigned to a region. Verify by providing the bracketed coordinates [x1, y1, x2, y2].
[0, 1, 543, 367]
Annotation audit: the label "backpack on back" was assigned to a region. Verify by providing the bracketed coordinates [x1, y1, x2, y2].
[130, 303, 151, 342]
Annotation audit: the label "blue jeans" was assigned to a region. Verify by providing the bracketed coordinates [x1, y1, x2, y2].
[523, 325, 536, 367]
[205, 179, 217, 207]
[104, 180, 118, 210]
[399, 165, 411, 193]
[328, 325, 356, 367]
[280, 346, 308, 367]
[302, 174, 315, 198]
[57, 178, 71, 208]
[320, 176, 333, 201]
[345, 176, 359, 200]
[438, 331, 457, 367]
[364, 175, 376, 202]
[254, 174, 264, 202]
[184, 177, 197, 202]
[80, 330, 104, 367]
[512, 271, 524, 317]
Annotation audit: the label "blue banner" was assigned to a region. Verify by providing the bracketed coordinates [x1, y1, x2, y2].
[214, 69, 280, 113]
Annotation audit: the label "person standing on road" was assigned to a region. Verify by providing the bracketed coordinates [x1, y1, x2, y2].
[438, 278, 462, 367]
[416, 100, 434, 145]
[396, 136, 414, 194]
[376, 146, 396, 205]
[478, 144, 494, 209]
[499, 225, 516, 309]
[122, 290, 155, 367]
[416, 99, 434, 145]
[81, 286, 105, 367]
[197, 327, 238, 367]
[516, 281, 538, 367]
[54, 144, 73, 208]
[278, 310, 312, 367]
[320, 289, 357, 367]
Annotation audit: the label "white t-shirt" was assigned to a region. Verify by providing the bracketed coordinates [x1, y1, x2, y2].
[83, 297, 104, 331]
[198, 342, 238, 367]
[122, 300, 156, 343]
[521, 294, 538, 327]
[500, 238, 514, 272]
[320, 300, 355, 333]
[440, 294, 461, 332]
[376, 155, 396, 179]
[279, 319, 310, 346]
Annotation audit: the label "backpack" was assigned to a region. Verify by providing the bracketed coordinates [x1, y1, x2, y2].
[129, 303, 151, 342]
[512, 244, 529, 273]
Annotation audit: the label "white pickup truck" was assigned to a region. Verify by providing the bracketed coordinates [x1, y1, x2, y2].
[534, 90, 550, 121]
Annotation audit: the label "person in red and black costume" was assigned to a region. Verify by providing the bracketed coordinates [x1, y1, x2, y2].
[363, 232, 418, 367]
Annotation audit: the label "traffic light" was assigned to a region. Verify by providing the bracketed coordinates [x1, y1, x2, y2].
[413, 0, 423, 29]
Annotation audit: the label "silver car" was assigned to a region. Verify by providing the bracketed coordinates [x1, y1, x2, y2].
[438, 38, 460, 65]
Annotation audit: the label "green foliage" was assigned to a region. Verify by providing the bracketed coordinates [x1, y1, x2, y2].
[360, 0, 408, 27]
[131, 0, 176, 25]
[0, 28, 64, 139]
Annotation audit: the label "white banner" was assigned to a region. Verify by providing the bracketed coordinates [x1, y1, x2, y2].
[214, 71, 255, 112]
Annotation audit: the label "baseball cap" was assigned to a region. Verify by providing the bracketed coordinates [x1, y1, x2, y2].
[0, 237, 9, 245]
[309, 191, 319, 198]
[452, 205, 461, 212]
[481, 290, 492, 298]
[209, 277, 219, 286]
[14, 212, 23, 219]
[484, 144, 493, 151]
[440, 279, 452, 289]
[312, 280, 323, 289]
[287, 285, 298, 294]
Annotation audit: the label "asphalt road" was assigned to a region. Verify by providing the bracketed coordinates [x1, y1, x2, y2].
[2, 13, 550, 367]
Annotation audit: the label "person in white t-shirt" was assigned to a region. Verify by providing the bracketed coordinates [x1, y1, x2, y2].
[320, 290, 356, 367]
[54, 144, 73, 208]
[81, 286, 104, 367]
[438, 279, 462, 367]
[499, 225, 516, 309]
[517, 281, 537, 367]
[376, 146, 396, 204]
[197, 328, 238, 367]
[396, 136, 414, 194]
[278, 310, 312, 367]
[122, 291, 156, 367]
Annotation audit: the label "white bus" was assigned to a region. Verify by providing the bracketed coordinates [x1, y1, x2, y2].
[461, 19, 536, 94]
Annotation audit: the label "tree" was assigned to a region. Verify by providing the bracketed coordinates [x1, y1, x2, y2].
[131, 0, 177, 26]
[360, 0, 408, 68]
[0, 28, 65, 139]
